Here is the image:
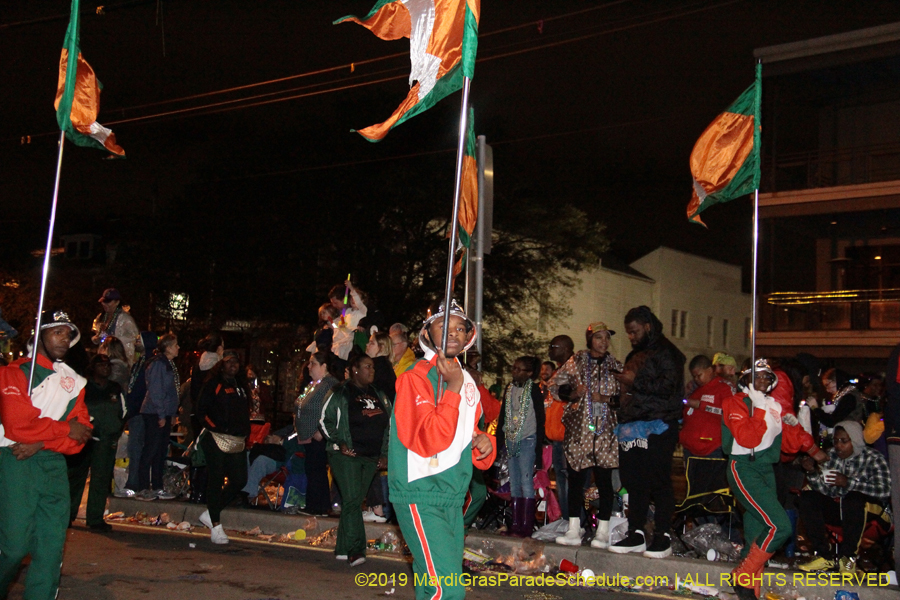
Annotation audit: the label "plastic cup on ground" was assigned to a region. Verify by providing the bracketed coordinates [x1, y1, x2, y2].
[559, 559, 579, 573]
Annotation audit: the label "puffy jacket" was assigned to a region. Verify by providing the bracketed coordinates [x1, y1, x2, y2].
[619, 335, 685, 424]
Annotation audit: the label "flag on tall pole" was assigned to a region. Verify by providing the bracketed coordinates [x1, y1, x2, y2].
[452, 107, 477, 275]
[54, 0, 125, 157]
[336, 0, 480, 142]
[686, 63, 761, 226]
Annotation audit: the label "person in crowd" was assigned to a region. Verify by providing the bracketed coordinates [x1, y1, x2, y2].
[0, 306, 18, 344]
[98, 335, 130, 392]
[797, 420, 891, 574]
[546, 336, 575, 521]
[858, 373, 888, 456]
[91, 288, 141, 366]
[320, 354, 392, 567]
[137, 333, 180, 501]
[389, 300, 495, 600]
[389, 323, 417, 377]
[885, 341, 900, 576]
[723, 360, 826, 600]
[713, 352, 738, 391]
[329, 280, 368, 361]
[196, 351, 251, 544]
[0, 310, 92, 600]
[815, 368, 866, 430]
[246, 363, 273, 422]
[240, 429, 289, 507]
[679, 354, 733, 520]
[610, 306, 685, 558]
[67, 354, 125, 531]
[310, 303, 339, 354]
[462, 349, 500, 528]
[366, 331, 397, 401]
[120, 332, 158, 497]
[294, 351, 340, 516]
[551, 324, 621, 548]
[497, 356, 545, 537]
[190, 333, 224, 435]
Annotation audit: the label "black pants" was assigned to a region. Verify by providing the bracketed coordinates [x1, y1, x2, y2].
[139, 415, 170, 490]
[567, 465, 614, 521]
[799, 490, 879, 559]
[618, 423, 678, 535]
[303, 437, 331, 515]
[201, 433, 248, 523]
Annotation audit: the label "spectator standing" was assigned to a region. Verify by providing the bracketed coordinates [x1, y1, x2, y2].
[610, 306, 685, 558]
[0, 310, 91, 600]
[295, 352, 340, 516]
[120, 332, 158, 496]
[546, 336, 575, 521]
[197, 351, 251, 545]
[91, 288, 141, 366]
[816, 368, 866, 429]
[388, 300, 495, 600]
[329, 280, 368, 361]
[552, 324, 622, 548]
[67, 354, 125, 530]
[712, 353, 738, 391]
[389, 323, 416, 377]
[320, 354, 392, 566]
[366, 331, 397, 401]
[497, 357, 545, 537]
[136, 333, 180, 501]
[190, 333, 224, 435]
[98, 335, 130, 392]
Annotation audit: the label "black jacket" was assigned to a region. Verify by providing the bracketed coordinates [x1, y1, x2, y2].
[497, 380, 546, 469]
[197, 374, 251, 437]
[885, 343, 900, 446]
[619, 334, 685, 424]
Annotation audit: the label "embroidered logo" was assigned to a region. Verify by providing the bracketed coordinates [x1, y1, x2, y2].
[60, 376, 75, 393]
[2, 385, 22, 396]
[701, 394, 715, 404]
[464, 382, 477, 407]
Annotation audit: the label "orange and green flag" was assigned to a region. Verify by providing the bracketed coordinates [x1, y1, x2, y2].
[54, 0, 125, 157]
[458, 107, 477, 250]
[335, 0, 480, 142]
[686, 63, 760, 226]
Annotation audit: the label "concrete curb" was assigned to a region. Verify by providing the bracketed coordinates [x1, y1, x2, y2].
[108, 498, 897, 599]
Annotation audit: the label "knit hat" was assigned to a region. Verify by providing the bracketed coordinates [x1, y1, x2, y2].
[834, 420, 865, 458]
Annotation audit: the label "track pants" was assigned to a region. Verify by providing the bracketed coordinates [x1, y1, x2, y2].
[0, 449, 69, 600]
[329, 452, 378, 557]
[396, 503, 465, 600]
[463, 469, 487, 528]
[727, 458, 790, 553]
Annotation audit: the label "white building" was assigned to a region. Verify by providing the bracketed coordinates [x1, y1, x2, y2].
[539, 247, 752, 366]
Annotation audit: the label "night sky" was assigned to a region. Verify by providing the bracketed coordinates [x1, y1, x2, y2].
[3, 0, 900, 282]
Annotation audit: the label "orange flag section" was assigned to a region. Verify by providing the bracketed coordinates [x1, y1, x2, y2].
[340, 4, 411, 40]
[54, 49, 125, 157]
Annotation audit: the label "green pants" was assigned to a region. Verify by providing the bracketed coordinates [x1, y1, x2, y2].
[727, 458, 790, 553]
[67, 436, 118, 526]
[0, 448, 69, 600]
[463, 469, 487, 528]
[329, 452, 378, 557]
[396, 503, 465, 600]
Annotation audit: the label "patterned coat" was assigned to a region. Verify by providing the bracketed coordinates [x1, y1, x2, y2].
[549, 351, 622, 470]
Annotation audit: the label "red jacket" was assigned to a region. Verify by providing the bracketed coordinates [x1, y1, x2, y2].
[680, 377, 731, 456]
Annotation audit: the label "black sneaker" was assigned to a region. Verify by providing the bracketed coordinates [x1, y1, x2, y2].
[642, 532, 672, 558]
[88, 522, 113, 532]
[607, 529, 646, 554]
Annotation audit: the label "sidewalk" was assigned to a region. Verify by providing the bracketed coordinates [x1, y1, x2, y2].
[108, 497, 896, 599]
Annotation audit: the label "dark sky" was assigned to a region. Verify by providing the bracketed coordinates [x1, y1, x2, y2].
[3, 0, 900, 277]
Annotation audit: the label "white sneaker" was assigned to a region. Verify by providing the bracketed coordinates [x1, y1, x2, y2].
[210, 524, 229, 545]
[362, 510, 387, 523]
[155, 489, 177, 500]
[590, 519, 610, 549]
[114, 488, 136, 498]
[349, 554, 366, 567]
[335, 554, 348, 561]
[555, 517, 584, 546]
[199, 510, 213, 529]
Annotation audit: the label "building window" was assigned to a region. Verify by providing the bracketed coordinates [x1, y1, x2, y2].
[671, 309, 688, 339]
[722, 319, 729, 347]
[707, 316, 714, 347]
[744, 317, 751, 348]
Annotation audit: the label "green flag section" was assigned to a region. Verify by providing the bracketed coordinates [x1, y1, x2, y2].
[458, 107, 477, 249]
[335, 0, 480, 142]
[686, 63, 760, 226]
[54, 0, 125, 157]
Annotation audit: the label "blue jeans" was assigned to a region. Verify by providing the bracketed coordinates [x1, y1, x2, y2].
[507, 434, 537, 499]
[551, 441, 568, 519]
[125, 415, 145, 491]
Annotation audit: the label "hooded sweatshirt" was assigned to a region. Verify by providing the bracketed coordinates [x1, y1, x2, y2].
[806, 420, 891, 501]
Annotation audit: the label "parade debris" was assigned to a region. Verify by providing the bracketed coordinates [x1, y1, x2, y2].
[681, 524, 741, 562]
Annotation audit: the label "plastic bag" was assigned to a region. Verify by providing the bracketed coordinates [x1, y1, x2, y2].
[680, 523, 741, 562]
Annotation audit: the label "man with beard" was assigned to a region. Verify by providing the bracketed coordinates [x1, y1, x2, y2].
[609, 306, 685, 558]
[389, 300, 495, 600]
[0, 310, 92, 600]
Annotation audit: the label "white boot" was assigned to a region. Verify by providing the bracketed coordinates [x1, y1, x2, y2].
[555, 517, 583, 546]
[590, 520, 610, 549]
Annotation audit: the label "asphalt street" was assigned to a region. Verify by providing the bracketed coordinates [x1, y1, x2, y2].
[5, 522, 695, 600]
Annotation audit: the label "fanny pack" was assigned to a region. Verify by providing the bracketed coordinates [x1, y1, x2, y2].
[210, 431, 246, 453]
